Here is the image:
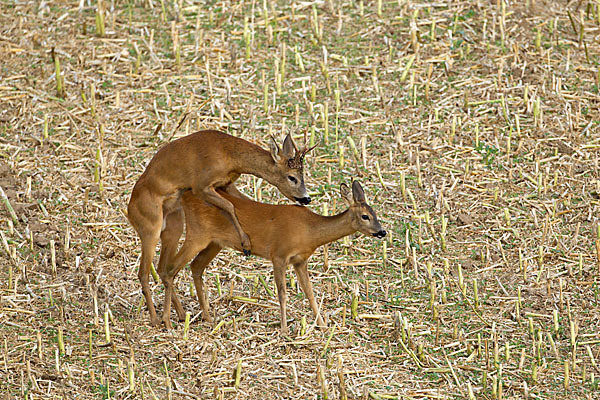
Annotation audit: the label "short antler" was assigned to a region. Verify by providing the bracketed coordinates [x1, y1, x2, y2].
[298, 130, 319, 160]
[299, 142, 318, 160]
[287, 134, 318, 169]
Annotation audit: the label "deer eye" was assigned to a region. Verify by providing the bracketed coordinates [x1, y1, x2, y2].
[361, 215, 369, 220]
[288, 176, 298, 184]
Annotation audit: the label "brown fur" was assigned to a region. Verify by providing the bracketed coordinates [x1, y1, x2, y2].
[158, 181, 386, 334]
[127, 130, 312, 325]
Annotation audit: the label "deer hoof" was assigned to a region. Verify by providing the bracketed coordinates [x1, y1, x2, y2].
[240, 233, 252, 254]
[162, 319, 173, 330]
[203, 314, 214, 324]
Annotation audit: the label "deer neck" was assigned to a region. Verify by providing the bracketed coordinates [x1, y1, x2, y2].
[233, 146, 277, 181]
[310, 210, 356, 249]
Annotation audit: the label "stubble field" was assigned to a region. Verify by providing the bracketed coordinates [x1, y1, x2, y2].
[0, 0, 599, 399]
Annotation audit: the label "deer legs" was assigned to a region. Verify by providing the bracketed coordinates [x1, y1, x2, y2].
[127, 188, 163, 325]
[159, 242, 221, 328]
[159, 255, 327, 333]
[272, 259, 289, 335]
[189, 243, 223, 323]
[198, 186, 252, 255]
[156, 183, 245, 329]
[222, 183, 253, 201]
[138, 230, 161, 325]
[157, 208, 186, 322]
[293, 261, 326, 329]
[275, 259, 326, 335]
[159, 236, 210, 329]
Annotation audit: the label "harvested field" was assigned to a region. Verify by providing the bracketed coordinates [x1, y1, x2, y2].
[0, 0, 599, 398]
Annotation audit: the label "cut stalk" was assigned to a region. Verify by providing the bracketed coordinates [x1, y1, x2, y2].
[375, 161, 386, 190]
[321, 325, 336, 357]
[54, 51, 63, 97]
[183, 312, 191, 340]
[128, 362, 135, 392]
[323, 103, 329, 145]
[351, 287, 358, 320]
[234, 359, 242, 389]
[440, 215, 447, 251]
[400, 171, 406, 201]
[104, 311, 110, 342]
[50, 240, 56, 275]
[215, 273, 222, 296]
[337, 355, 347, 400]
[150, 262, 159, 283]
[400, 55, 416, 82]
[88, 329, 93, 360]
[0, 186, 18, 225]
[57, 327, 65, 356]
[95, 7, 105, 37]
[243, 17, 251, 60]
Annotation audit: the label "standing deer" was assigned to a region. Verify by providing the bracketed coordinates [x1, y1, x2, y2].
[127, 130, 315, 325]
[157, 180, 386, 334]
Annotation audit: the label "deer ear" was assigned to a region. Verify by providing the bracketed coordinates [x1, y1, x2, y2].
[340, 183, 353, 204]
[281, 133, 297, 160]
[351, 180, 366, 203]
[269, 136, 282, 163]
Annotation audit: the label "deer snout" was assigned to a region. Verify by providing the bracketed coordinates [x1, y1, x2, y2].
[373, 230, 387, 239]
[295, 196, 311, 205]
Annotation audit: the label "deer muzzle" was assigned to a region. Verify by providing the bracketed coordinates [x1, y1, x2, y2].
[295, 196, 311, 205]
[373, 230, 387, 239]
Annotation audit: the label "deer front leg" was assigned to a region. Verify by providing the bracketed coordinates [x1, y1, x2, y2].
[222, 183, 252, 201]
[293, 260, 326, 329]
[189, 242, 222, 324]
[272, 259, 289, 335]
[200, 186, 252, 256]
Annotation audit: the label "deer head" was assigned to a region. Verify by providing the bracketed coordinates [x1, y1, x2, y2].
[340, 181, 387, 238]
[269, 133, 317, 205]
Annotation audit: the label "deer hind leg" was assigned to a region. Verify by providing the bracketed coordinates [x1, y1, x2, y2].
[200, 186, 252, 255]
[159, 239, 206, 330]
[128, 189, 163, 326]
[189, 242, 222, 324]
[293, 261, 326, 328]
[272, 259, 289, 335]
[157, 207, 186, 322]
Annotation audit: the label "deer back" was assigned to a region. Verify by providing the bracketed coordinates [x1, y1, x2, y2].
[182, 190, 318, 261]
[137, 131, 264, 194]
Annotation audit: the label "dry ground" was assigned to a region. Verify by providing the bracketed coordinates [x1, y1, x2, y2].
[0, 0, 599, 399]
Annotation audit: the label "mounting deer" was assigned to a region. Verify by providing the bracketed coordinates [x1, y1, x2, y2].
[157, 180, 386, 334]
[127, 130, 315, 325]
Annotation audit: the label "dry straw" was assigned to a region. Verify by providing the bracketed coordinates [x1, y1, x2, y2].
[0, 0, 599, 398]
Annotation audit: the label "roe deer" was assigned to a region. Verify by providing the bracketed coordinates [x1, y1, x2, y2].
[158, 180, 386, 334]
[127, 130, 316, 325]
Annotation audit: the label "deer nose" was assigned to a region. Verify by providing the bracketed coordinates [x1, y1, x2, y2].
[373, 230, 387, 238]
[295, 196, 311, 205]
